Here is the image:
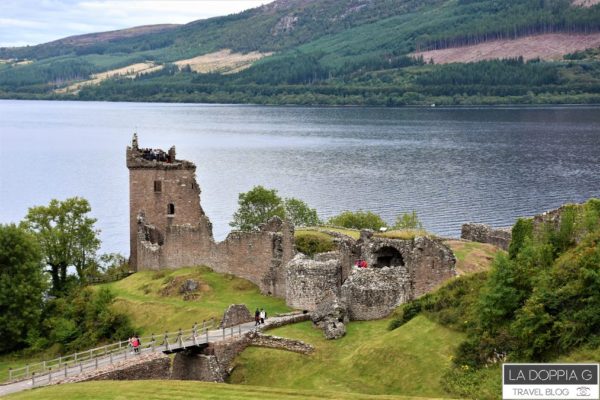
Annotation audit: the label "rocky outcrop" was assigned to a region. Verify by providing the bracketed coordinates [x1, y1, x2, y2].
[272, 15, 298, 35]
[461, 223, 512, 250]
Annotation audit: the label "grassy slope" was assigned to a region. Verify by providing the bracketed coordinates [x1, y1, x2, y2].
[5, 381, 443, 400]
[230, 316, 462, 398]
[102, 266, 291, 335]
[444, 240, 502, 275]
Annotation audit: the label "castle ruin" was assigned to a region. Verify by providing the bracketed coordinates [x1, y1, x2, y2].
[128, 136, 457, 320]
[127, 134, 294, 297]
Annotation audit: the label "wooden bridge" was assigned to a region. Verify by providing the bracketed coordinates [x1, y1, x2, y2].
[0, 318, 273, 396]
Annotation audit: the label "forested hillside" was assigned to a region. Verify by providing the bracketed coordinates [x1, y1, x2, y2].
[1, 0, 600, 105]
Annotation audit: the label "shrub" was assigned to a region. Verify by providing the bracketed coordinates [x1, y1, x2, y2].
[327, 210, 387, 230]
[295, 231, 335, 257]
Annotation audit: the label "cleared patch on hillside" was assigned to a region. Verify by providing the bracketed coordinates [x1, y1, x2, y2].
[572, 0, 600, 7]
[414, 33, 600, 64]
[55, 62, 162, 94]
[445, 240, 501, 275]
[174, 49, 273, 74]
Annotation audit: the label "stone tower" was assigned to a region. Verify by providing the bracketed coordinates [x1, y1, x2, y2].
[126, 134, 211, 270]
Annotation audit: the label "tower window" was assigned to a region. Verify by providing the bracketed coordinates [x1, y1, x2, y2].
[167, 203, 175, 215]
[154, 181, 162, 192]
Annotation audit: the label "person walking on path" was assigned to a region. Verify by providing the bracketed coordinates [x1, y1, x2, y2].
[132, 335, 141, 354]
[255, 308, 260, 326]
[260, 308, 266, 325]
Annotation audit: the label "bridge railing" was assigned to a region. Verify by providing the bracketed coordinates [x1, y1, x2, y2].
[7, 319, 219, 384]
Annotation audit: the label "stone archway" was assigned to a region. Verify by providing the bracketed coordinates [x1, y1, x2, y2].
[372, 246, 405, 268]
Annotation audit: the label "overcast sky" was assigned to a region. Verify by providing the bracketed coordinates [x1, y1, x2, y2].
[0, 0, 270, 47]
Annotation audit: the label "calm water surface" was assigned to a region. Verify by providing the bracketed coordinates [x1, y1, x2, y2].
[1, 100, 599, 255]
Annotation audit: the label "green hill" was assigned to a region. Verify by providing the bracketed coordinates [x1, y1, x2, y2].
[101, 266, 290, 334]
[1, 0, 600, 105]
[231, 316, 462, 398]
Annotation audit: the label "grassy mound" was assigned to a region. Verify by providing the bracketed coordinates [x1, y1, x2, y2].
[5, 380, 445, 400]
[230, 315, 461, 398]
[101, 266, 291, 335]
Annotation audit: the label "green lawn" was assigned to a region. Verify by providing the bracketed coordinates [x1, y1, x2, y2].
[102, 266, 291, 335]
[5, 380, 446, 400]
[230, 315, 462, 398]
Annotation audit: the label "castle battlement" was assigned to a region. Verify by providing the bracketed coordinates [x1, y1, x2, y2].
[126, 133, 195, 170]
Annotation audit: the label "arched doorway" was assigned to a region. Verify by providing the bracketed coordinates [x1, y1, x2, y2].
[373, 246, 404, 268]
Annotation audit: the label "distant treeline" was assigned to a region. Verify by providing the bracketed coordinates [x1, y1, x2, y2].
[64, 58, 600, 106]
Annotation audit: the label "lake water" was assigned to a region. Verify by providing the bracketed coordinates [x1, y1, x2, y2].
[1, 100, 599, 255]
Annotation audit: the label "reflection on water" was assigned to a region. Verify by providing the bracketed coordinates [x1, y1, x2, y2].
[1, 100, 599, 255]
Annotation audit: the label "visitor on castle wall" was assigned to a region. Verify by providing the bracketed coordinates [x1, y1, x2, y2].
[260, 308, 266, 324]
[255, 308, 260, 326]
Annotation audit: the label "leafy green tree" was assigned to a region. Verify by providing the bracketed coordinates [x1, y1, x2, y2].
[284, 198, 321, 227]
[23, 197, 100, 293]
[43, 286, 134, 352]
[0, 224, 47, 353]
[230, 186, 286, 231]
[327, 210, 387, 230]
[393, 210, 423, 230]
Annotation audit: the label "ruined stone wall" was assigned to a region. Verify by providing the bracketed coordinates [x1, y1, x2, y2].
[220, 304, 253, 328]
[216, 218, 293, 297]
[175, 329, 313, 382]
[461, 223, 512, 250]
[410, 237, 457, 298]
[285, 254, 342, 311]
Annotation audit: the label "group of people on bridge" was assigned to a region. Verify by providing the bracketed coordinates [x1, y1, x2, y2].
[128, 335, 141, 354]
[254, 308, 267, 326]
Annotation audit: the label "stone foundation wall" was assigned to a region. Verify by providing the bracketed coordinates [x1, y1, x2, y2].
[285, 254, 342, 311]
[248, 332, 314, 354]
[171, 353, 224, 382]
[74, 354, 171, 383]
[341, 267, 412, 320]
[461, 223, 512, 250]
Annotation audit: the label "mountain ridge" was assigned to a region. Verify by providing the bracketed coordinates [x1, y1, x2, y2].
[1, 0, 600, 106]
